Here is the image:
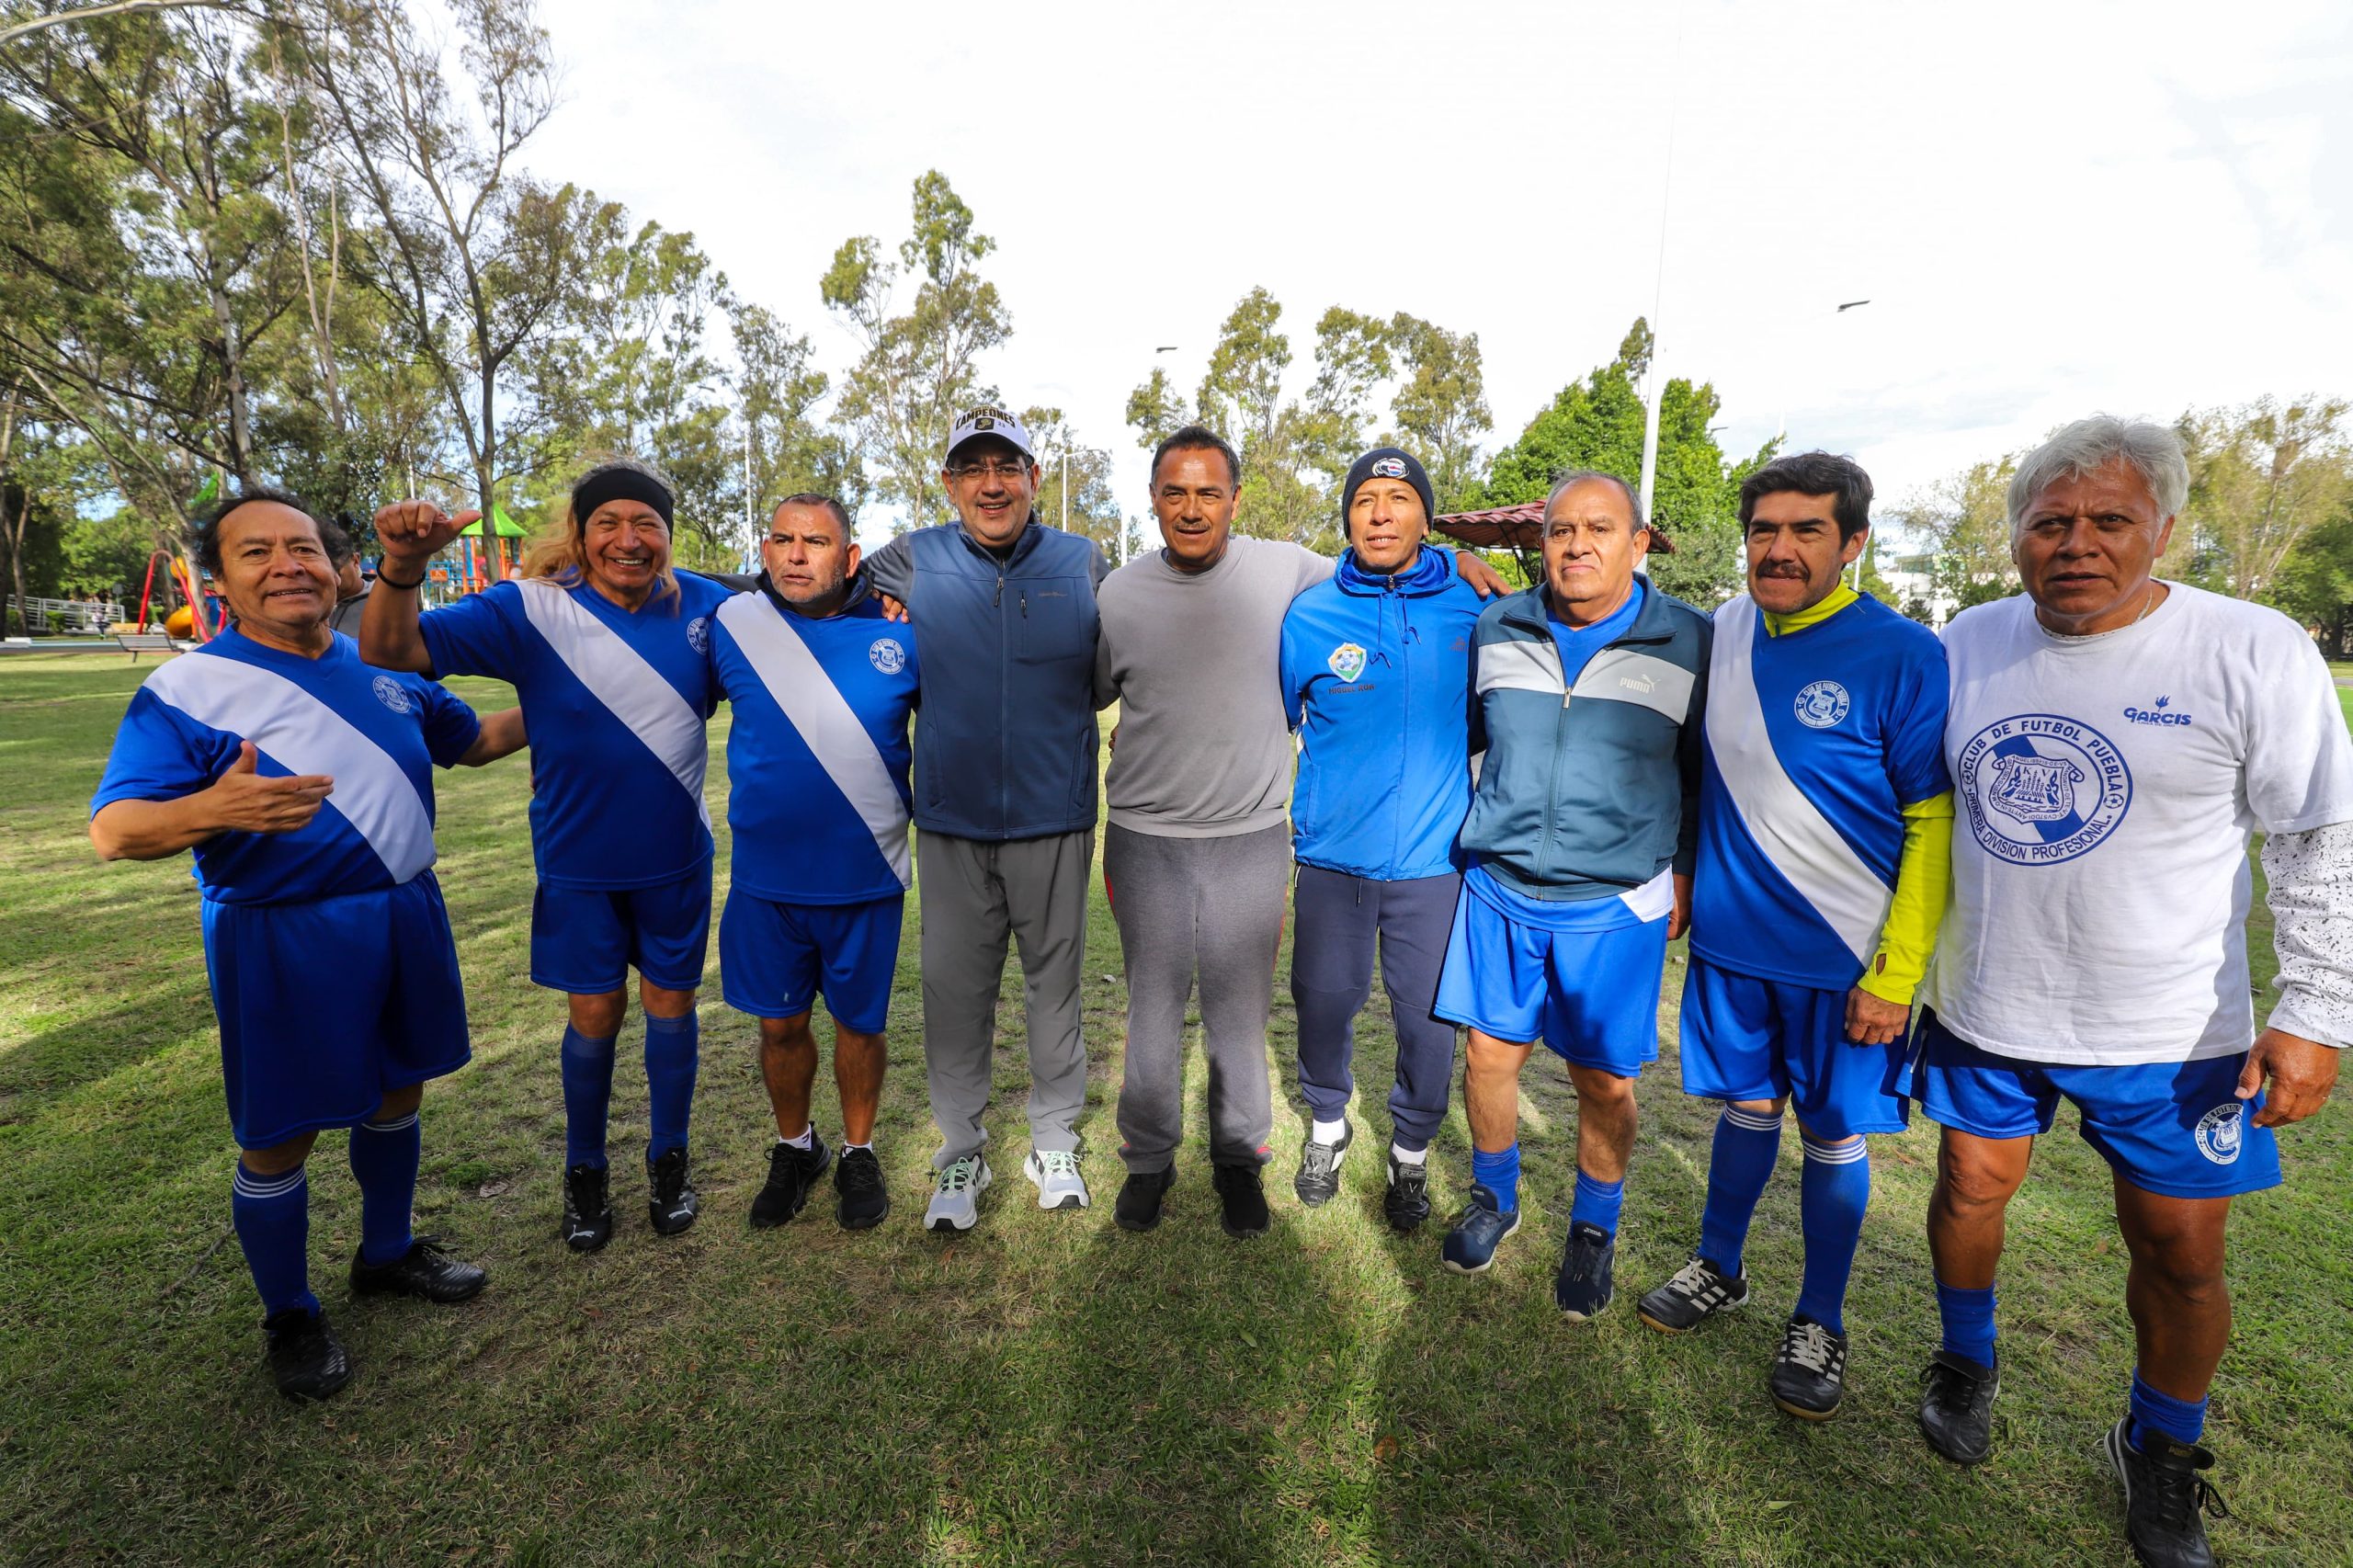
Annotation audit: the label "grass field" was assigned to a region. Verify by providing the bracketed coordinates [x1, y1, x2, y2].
[4, 651, 2350, 1566]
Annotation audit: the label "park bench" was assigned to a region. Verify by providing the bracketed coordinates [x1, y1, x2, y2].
[114, 631, 176, 663]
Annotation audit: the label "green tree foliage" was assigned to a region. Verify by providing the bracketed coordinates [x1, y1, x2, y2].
[1475, 320, 1764, 607]
[823, 172, 1008, 532]
[1888, 454, 2021, 618]
[1128, 290, 1491, 553]
[733, 301, 863, 528]
[2176, 395, 2352, 602]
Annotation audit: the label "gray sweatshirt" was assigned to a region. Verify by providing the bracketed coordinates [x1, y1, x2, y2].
[1094, 534, 1335, 837]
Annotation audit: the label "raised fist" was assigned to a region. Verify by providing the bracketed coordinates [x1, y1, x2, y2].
[373, 500, 482, 567]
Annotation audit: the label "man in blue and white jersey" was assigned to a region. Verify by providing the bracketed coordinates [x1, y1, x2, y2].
[92, 492, 528, 1401]
[1280, 448, 1484, 1232]
[710, 495, 917, 1233]
[366, 460, 731, 1252]
[1434, 472, 1710, 1321]
[1906, 417, 2353, 1568]
[1632, 452, 1952, 1422]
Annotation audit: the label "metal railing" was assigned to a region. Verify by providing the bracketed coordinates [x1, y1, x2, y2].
[7, 595, 127, 634]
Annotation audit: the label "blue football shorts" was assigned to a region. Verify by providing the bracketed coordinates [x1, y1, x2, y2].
[1678, 955, 1908, 1139]
[720, 890, 904, 1034]
[200, 872, 470, 1149]
[1434, 880, 1667, 1077]
[1900, 1010, 2280, 1199]
[529, 859, 714, 994]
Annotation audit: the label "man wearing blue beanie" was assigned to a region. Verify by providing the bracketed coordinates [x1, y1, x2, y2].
[1281, 448, 1487, 1228]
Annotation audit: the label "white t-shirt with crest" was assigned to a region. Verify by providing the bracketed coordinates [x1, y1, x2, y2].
[1923, 583, 2353, 1064]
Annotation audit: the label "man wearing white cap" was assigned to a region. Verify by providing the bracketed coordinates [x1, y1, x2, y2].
[862, 407, 1109, 1231]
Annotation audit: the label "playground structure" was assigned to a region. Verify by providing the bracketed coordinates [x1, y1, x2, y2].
[448, 505, 528, 596]
[134, 550, 222, 642]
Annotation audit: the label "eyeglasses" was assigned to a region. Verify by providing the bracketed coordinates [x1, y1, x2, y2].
[947, 460, 1029, 483]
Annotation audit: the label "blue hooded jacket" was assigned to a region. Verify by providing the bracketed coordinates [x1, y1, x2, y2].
[1280, 546, 1485, 880]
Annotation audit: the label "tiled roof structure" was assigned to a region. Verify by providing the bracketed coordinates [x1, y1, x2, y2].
[1433, 502, 1677, 554]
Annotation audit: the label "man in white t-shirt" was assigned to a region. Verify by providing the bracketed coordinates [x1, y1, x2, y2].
[1904, 415, 2353, 1568]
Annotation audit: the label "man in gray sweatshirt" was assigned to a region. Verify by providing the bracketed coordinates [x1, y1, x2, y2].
[1094, 426, 1506, 1238]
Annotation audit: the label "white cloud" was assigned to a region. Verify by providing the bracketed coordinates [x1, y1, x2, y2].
[524, 0, 2353, 538]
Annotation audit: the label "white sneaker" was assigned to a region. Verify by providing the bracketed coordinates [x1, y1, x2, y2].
[1023, 1148, 1089, 1210]
[925, 1153, 991, 1233]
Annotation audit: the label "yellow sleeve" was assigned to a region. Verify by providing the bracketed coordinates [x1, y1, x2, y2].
[1856, 792, 1955, 1006]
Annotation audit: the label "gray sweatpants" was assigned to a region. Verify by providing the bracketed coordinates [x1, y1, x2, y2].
[1105, 822, 1292, 1172]
[919, 829, 1095, 1169]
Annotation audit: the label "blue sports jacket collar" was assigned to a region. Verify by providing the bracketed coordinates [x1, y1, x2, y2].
[1336, 545, 1456, 597]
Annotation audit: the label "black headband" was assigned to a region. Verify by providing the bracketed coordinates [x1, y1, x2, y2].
[572, 466, 674, 528]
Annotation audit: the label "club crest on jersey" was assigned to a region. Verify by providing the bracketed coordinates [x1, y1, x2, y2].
[687, 615, 710, 654]
[370, 674, 414, 715]
[869, 637, 907, 675]
[1793, 680, 1849, 729]
[1328, 642, 1368, 682]
[2194, 1102, 2245, 1165]
[1956, 713, 2132, 866]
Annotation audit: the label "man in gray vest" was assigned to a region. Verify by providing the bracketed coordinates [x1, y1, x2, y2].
[863, 407, 1109, 1231]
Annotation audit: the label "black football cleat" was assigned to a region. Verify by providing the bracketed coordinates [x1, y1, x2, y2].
[561, 1162, 612, 1253]
[2105, 1418, 2229, 1568]
[1769, 1317, 1848, 1421]
[1918, 1349, 2000, 1465]
[264, 1307, 352, 1403]
[349, 1236, 488, 1304]
[1637, 1253, 1750, 1334]
[647, 1147, 699, 1236]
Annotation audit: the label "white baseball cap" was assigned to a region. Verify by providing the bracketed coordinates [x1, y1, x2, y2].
[945, 404, 1036, 463]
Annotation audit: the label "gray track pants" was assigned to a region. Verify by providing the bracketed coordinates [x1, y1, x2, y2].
[919, 829, 1094, 1169]
[1105, 822, 1292, 1172]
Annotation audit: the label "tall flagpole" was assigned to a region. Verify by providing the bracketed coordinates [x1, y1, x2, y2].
[1636, 28, 1683, 529]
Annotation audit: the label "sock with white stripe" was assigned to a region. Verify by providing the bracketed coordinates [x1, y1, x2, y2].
[231, 1161, 318, 1319]
[348, 1110, 421, 1267]
[1796, 1132, 1870, 1335]
[560, 1026, 617, 1170]
[643, 1010, 699, 1164]
[1698, 1106, 1783, 1276]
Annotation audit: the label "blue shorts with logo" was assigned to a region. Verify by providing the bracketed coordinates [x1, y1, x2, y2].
[530, 860, 713, 994]
[720, 890, 904, 1033]
[1678, 956, 1907, 1139]
[201, 873, 471, 1150]
[1900, 1010, 2279, 1199]
[1434, 871, 1667, 1077]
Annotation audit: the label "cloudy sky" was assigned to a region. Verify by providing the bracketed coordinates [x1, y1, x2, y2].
[526, 0, 2353, 538]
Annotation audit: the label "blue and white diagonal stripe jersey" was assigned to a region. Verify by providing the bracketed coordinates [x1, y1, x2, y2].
[417, 572, 731, 891]
[90, 627, 482, 903]
[1691, 593, 1949, 990]
[709, 584, 919, 904]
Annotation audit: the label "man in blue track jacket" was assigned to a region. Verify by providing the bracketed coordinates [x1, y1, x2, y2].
[1280, 449, 1484, 1231]
[1435, 471, 1711, 1322]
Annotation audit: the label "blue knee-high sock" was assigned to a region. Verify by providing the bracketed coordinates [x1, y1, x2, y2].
[348, 1110, 421, 1267]
[1698, 1106, 1783, 1275]
[1472, 1142, 1521, 1212]
[1936, 1278, 1998, 1370]
[1571, 1168, 1626, 1237]
[2129, 1370, 2208, 1450]
[643, 1010, 699, 1163]
[232, 1162, 318, 1319]
[560, 1026, 617, 1170]
[1795, 1134, 1871, 1335]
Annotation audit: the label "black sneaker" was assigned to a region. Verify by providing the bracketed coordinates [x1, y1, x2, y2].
[561, 1162, 612, 1253]
[1114, 1166, 1176, 1232]
[749, 1133, 832, 1228]
[1293, 1121, 1352, 1207]
[349, 1236, 488, 1303]
[1553, 1221, 1617, 1321]
[835, 1145, 890, 1231]
[1918, 1349, 2000, 1465]
[1637, 1253, 1751, 1334]
[2104, 1418, 2229, 1568]
[1212, 1162, 1270, 1238]
[647, 1147, 699, 1236]
[1770, 1316, 1848, 1420]
[1382, 1151, 1432, 1233]
[264, 1307, 352, 1403]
